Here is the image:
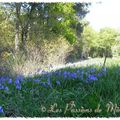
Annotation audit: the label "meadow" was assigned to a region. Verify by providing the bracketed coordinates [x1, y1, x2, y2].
[1, 2, 120, 118]
[0, 58, 120, 117]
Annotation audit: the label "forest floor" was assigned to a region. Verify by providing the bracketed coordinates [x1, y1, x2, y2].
[0, 57, 120, 117]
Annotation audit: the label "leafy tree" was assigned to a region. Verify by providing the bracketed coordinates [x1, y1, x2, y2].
[80, 25, 98, 58]
[0, 6, 14, 53]
[1, 3, 90, 53]
[98, 28, 118, 66]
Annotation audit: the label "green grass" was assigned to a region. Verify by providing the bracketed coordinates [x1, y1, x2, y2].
[0, 58, 120, 117]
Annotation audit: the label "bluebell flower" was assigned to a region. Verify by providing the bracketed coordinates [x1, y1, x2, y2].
[63, 71, 67, 74]
[8, 79, 12, 84]
[89, 68, 96, 73]
[0, 85, 4, 90]
[88, 75, 98, 81]
[15, 79, 20, 85]
[5, 86, 9, 91]
[102, 67, 107, 72]
[0, 106, 4, 114]
[34, 79, 40, 83]
[56, 80, 60, 86]
[97, 73, 103, 77]
[0, 77, 8, 83]
[63, 71, 67, 78]
[71, 73, 77, 79]
[16, 84, 21, 90]
[77, 70, 80, 73]
[66, 72, 71, 78]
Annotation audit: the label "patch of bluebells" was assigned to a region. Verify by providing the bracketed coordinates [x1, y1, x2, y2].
[8, 79, 12, 84]
[89, 68, 97, 73]
[0, 64, 117, 117]
[0, 84, 4, 90]
[14, 75, 24, 90]
[97, 73, 103, 77]
[0, 66, 108, 92]
[15, 75, 24, 82]
[71, 72, 77, 79]
[16, 84, 21, 90]
[63, 71, 68, 78]
[88, 75, 98, 81]
[0, 84, 9, 91]
[0, 76, 10, 83]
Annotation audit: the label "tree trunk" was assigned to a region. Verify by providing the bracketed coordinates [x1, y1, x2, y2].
[15, 21, 19, 51]
[20, 4, 36, 54]
[103, 48, 107, 67]
[15, 3, 21, 52]
[21, 25, 28, 54]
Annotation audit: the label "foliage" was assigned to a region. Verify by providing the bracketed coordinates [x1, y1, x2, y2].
[0, 8, 14, 49]
[97, 28, 118, 57]
[81, 25, 99, 58]
[0, 2, 90, 75]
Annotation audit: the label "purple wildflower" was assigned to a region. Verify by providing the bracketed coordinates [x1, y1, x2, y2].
[5, 86, 9, 91]
[8, 79, 12, 84]
[88, 75, 98, 81]
[15, 79, 20, 85]
[16, 84, 21, 90]
[34, 79, 40, 83]
[97, 73, 103, 77]
[71, 73, 77, 79]
[63, 71, 67, 78]
[0, 106, 4, 114]
[77, 70, 80, 73]
[0, 84, 4, 90]
[89, 68, 96, 73]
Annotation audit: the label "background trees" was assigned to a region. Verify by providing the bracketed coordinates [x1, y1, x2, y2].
[0, 2, 91, 75]
[0, 2, 120, 76]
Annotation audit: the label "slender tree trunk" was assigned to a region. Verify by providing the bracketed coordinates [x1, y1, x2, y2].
[20, 4, 36, 54]
[15, 21, 19, 51]
[103, 47, 107, 67]
[15, 3, 21, 52]
[21, 25, 28, 54]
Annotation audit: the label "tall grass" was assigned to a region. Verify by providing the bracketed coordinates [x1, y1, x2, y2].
[0, 58, 120, 117]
